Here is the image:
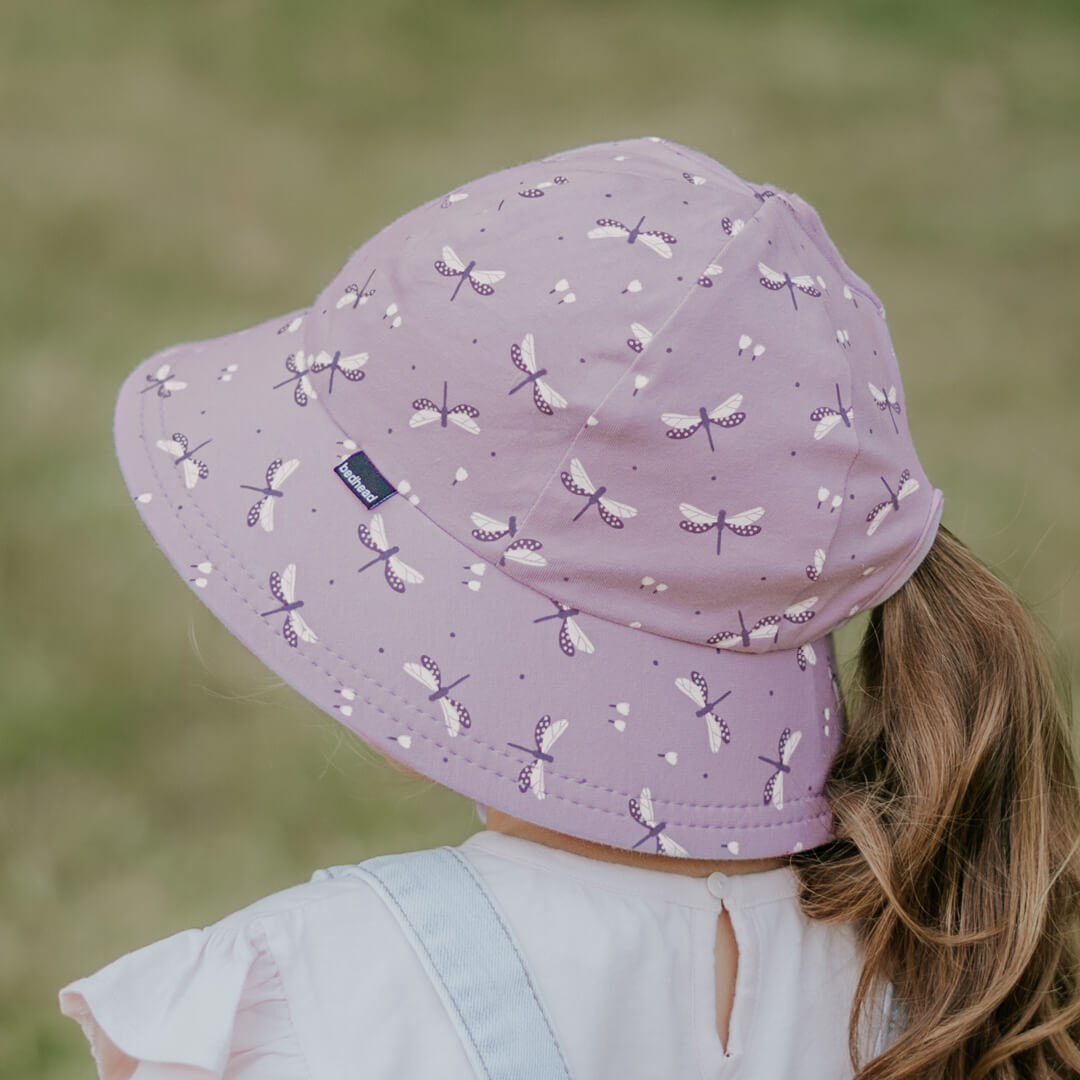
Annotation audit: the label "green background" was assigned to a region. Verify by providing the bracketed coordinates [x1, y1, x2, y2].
[3, 1, 1077, 1074]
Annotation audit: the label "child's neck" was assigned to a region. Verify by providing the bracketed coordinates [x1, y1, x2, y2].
[483, 808, 792, 877]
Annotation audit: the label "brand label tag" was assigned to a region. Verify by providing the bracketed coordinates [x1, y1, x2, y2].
[333, 450, 397, 509]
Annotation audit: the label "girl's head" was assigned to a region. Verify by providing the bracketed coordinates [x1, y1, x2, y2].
[114, 135, 942, 859]
[115, 135, 1080, 1077]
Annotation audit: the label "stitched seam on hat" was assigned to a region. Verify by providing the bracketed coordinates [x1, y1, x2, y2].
[139, 380, 827, 827]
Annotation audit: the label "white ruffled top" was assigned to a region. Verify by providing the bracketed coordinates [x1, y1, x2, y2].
[60, 830, 881, 1079]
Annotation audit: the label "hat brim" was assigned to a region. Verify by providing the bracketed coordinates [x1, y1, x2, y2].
[116, 307, 844, 859]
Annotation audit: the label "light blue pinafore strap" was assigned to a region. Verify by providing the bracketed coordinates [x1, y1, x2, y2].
[312, 847, 572, 1080]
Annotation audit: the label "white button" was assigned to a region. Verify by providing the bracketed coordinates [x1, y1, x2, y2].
[706, 872, 728, 900]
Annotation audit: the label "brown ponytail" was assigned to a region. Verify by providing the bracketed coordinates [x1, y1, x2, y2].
[790, 524, 1080, 1079]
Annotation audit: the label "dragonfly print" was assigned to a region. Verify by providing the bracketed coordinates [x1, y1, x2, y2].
[469, 511, 547, 569]
[507, 714, 569, 800]
[587, 215, 678, 259]
[533, 599, 595, 658]
[560, 457, 638, 528]
[141, 363, 186, 398]
[758, 262, 823, 311]
[759, 727, 802, 810]
[518, 175, 568, 198]
[706, 599, 817, 649]
[357, 513, 424, 593]
[810, 383, 854, 440]
[508, 333, 568, 415]
[674, 671, 732, 753]
[661, 392, 746, 451]
[629, 787, 689, 856]
[866, 469, 920, 536]
[259, 563, 318, 648]
[240, 457, 299, 532]
[310, 348, 369, 394]
[403, 654, 472, 737]
[156, 432, 211, 490]
[434, 245, 505, 301]
[273, 351, 318, 406]
[336, 269, 377, 310]
[678, 502, 763, 555]
[868, 382, 903, 434]
[410, 381, 480, 434]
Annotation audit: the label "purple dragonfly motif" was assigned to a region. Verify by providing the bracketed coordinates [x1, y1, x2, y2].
[434, 245, 505, 301]
[866, 469, 920, 536]
[241, 457, 299, 532]
[661, 392, 746, 451]
[758, 262, 823, 311]
[410, 381, 480, 434]
[628, 787, 689, 856]
[759, 727, 802, 810]
[507, 714, 569, 800]
[141, 362, 186, 398]
[868, 382, 902, 434]
[560, 458, 637, 528]
[508, 333, 567, 415]
[336, 269, 377, 310]
[260, 563, 317, 648]
[587, 215, 677, 259]
[721, 216, 744, 237]
[707, 598, 817, 650]
[674, 671, 732, 753]
[805, 548, 825, 582]
[518, 175, 568, 198]
[810, 383, 854, 440]
[796, 641, 817, 671]
[678, 502, 763, 555]
[533, 599, 595, 658]
[357, 513, 424, 593]
[310, 348, 368, 394]
[402, 654, 471, 737]
[155, 432, 211, 490]
[273, 351, 318, 406]
[469, 511, 547, 569]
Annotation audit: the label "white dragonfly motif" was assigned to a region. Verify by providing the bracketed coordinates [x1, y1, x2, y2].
[410, 380, 480, 435]
[403, 654, 471, 737]
[674, 671, 732, 753]
[156, 432, 211, 490]
[357, 512, 424, 593]
[805, 547, 826, 582]
[678, 503, 764, 555]
[868, 382, 902, 434]
[508, 715, 569, 800]
[273, 350, 318, 407]
[758, 262, 823, 311]
[661, 392, 746, 452]
[810, 383, 855, 440]
[560, 457, 638, 528]
[629, 787, 690, 856]
[626, 322, 653, 353]
[587, 216, 677, 259]
[241, 457, 300, 532]
[469, 511, 547, 568]
[260, 563, 318, 648]
[866, 470, 920, 536]
[759, 727, 802, 810]
[509, 333, 568, 415]
[533, 600, 595, 658]
[142, 362, 187, 397]
[434, 245, 505, 301]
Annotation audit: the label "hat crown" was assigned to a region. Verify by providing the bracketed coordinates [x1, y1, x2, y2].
[304, 137, 941, 652]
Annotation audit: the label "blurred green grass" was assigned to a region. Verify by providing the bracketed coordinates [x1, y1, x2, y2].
[2, 0, 1078, 1074]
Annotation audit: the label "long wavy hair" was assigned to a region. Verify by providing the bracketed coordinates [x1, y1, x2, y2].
[789, 524, 1080, 1078]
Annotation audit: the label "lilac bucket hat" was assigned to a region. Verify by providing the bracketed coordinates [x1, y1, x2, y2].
[115, 135, 943, 859]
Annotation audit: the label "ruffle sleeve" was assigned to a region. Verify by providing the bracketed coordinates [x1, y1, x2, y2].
[58, 916, 306, 1080]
